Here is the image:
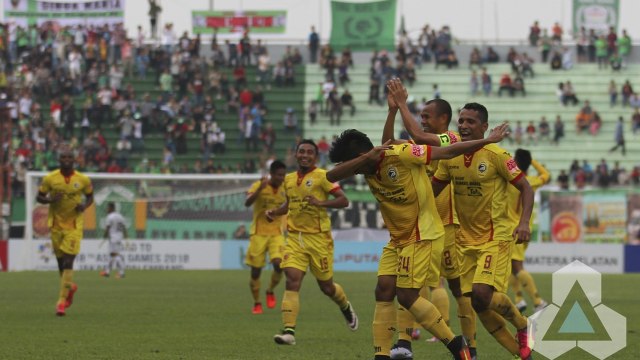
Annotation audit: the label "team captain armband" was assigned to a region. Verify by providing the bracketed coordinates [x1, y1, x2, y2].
[437, 131, 459, 147]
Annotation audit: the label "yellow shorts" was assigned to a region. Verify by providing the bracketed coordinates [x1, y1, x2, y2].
[245, 234, 285, 268]
[458, 240, 513, 295]
[51, 229, 83, 257]
[439, 224, 460, 280]
[281, 231, 334, 281]
[511, 242, 528, 261]
[378, 238, 440, 289]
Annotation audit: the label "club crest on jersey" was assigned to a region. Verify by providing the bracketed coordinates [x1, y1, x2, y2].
[73, 182, 80, 189]
[411, 144, 424, 157]
[477, 162, 487, 177]
[387, 166, 398, 182]
[506, 158, 520, 174]
[305, 179, 313, 187]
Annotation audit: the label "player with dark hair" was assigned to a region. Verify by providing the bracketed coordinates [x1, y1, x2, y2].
[384, 79, 478, 359]
[267, 140, 357, 345]
[244, 160, 288, 314]
[431, 103, 535, 360]
[327, 121, 509, 360]
[36, 145, 94, 316]
[507, 149, 549, 314]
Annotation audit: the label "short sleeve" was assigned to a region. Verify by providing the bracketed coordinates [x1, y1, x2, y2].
[82, 175, 93, 195]
[397, 143, 432, 167]
[38, 175, 51, 194]
[247, 180, 261, 195]
[433, 159, 451, 183]
[322, 174, 342, 194]
[495, 151, 524, 184]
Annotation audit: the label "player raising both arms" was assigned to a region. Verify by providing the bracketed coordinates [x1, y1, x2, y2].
[327, 122, 509, 360]
[268, 140, 358, 346]
[431, 103, 534, 360]
[507, 149, 549, 314]
[384, 79, 478, 360]
[100, 202, 128, 279]
[244, 160, 287, 314]
[37, 145, 94, 316]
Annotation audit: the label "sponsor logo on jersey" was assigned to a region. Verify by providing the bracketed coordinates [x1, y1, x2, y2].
[411, 144, 424, 157]
[506, 158, 520, 174]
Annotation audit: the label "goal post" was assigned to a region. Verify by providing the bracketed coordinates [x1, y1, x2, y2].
[22, 171, 262, 270]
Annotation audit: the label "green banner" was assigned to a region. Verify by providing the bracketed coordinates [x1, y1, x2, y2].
[573, 0, 619, 35]
[330, 0, 396, 51]
[192, 10, 286, 34]
[4, 0, 125, 28]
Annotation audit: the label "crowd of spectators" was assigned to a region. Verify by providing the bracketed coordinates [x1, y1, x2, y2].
[561, 158, 639, 190]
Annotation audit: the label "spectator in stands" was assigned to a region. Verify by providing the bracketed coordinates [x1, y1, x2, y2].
[257, 50, 271, 88]
[498, 73, 514, 97]
[327, 88, 342, 126]
[341, 89, 356, 117]
[551, 22, 563, 43]
[148, 0, 162, 38]
[514, 121, 524, 144]
[550, 51, 562, 70]
[606, 26, 617, 56]
[308, 100, 319, 125]
[284, 60, 296, 86]
[481, 67, 492, 96]
[557, 170, 570, 190]
[308, 26, 320, 64]
[283, 108, 298, 133]
[621, 80, 633, 107]
[539, 117, 551, 142]
[553, 115, 565, 144]
[432, 84, 441, 99]
[582, 160, 594, 184]
[630, 93, 640, 109]
[609, 117, 626, 155]
[595, 160, 610, 189]
[405, 60, 417, 87]
[513, 74, 525, 96]
[576, 100, 593, 134]
[595, 36, 608, 69]
[469, 47, 482, 69]
[239, 31, 251, 66]
[562, 47, 573, 70]
[526, 121, 536, 145]
[562, 81, 579, 106]
[617, 29, 632, 68]
[576, 26, 589, 63]
[631, 167, 640, 186]
[539, 29, 552, 62]
[483, 46, 500, 63]
[470, 70, 479, 96]
[261, 122, 276, 153]
[609, 80, 618, 107]
[529, 21, 541, 47]
[632, 108, 640, 134]
[317, 136, 330, 169]
[589, 112, 602, 136]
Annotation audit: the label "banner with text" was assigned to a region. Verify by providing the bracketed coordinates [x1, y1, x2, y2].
[524, 243, 623, 274]
[573, 0, 619, 35]
[192, 10, 286, 34]
[330, 0, 396, 51]
[4, 0, 125, 29]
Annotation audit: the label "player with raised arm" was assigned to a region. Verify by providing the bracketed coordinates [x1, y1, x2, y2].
[268, 140, 357, 346]
[431, 103, 535, 360]
[100, 202, 128, 279]
[383, 79, 477, 359]
[36, 145, 94, 316]
[507, 149, 550, 314]
[326, 122, 509, 359]
[244, 160, 287, 315]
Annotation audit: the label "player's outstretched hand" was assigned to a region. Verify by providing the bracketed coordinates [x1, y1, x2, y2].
[387, 87, 398, 110]
[366, 140, 393, 161]
[487, 122, 510, 143]
[386, 78, 408, 106]
[513, 223, 531, 244]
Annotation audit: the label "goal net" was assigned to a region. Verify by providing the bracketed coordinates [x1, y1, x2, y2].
[21, 172, 261, 270]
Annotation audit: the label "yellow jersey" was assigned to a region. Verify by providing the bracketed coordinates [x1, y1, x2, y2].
[505, 160, 550, 230]
[423, 130, 460, 226]
[284, 167, 340, 233]
[434, 144, 524, 245]
[39, 170, 93, 231]
[247, 180, 286, 236]
[365, 143, 444, 247]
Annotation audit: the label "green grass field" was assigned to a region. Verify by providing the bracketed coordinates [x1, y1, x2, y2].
[1, 270, 639, 359]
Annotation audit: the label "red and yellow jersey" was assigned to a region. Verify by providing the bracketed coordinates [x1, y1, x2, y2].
[505, 159, 550, 230]
[38, 170, 93, 231]
[434, 144, 524, 245]
[423, 130, 460, 226]
[365, 143, 444, 247]
[284, 167, 340, 233]
[247, 180, 286, 236]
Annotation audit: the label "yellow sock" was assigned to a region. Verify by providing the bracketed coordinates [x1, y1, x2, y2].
[477, 309, 519, 355]
[268, 271, 282, 292]
[397, 306, 415, 342]
[409, 296, 455, 344]
[431, 287, 450, 325]
[250, 278, 260, 303]
[373, 301, 396, 356]
[510, 274, 524, 304]
[455, 296, 477, 348]
[490, 292, 528, 330]
[331, 283, 349, 309]
[281, 290, 299, 329]
[58, 270, 74, 304]
[517, 270, 543, 306]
